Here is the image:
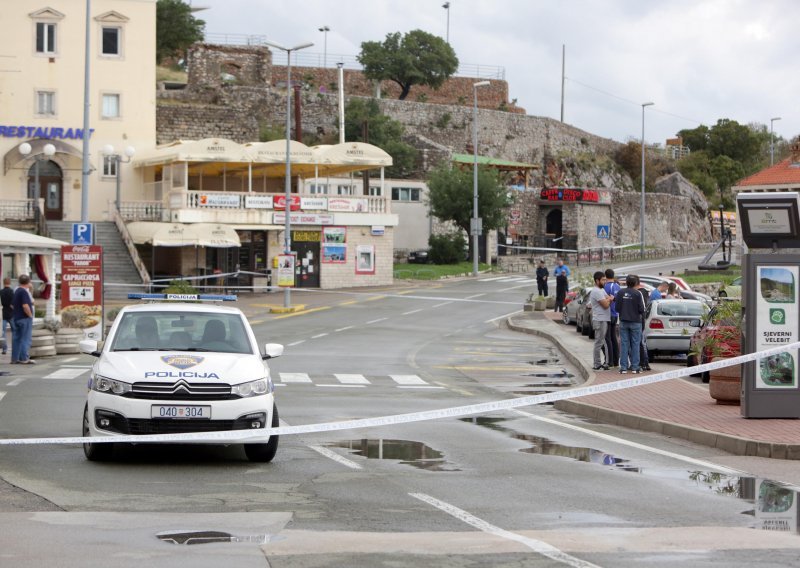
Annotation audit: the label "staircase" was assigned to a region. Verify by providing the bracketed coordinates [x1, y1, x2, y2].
[48, 221, 144, 300]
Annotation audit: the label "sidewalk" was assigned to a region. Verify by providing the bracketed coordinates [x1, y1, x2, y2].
[507, 310, 800, 460]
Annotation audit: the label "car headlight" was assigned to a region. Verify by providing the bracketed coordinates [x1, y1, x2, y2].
[232, 377, 273, 397]
[90, 374, 131, 395]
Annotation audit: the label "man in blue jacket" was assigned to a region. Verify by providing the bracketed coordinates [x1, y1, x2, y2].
[553, 259, 570, 312]
[604, 268, 621, 367]
[614, 274, 645, 374]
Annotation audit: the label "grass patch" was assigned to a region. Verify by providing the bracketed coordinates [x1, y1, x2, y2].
[394, 262, 492, 280]
[157, 65, 188, 83]
[680, 268, 741, 285]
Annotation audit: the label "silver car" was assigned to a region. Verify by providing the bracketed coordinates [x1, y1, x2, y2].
[643, 299, 707, 359]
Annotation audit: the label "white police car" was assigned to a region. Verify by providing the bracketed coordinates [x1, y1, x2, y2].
[79, 293, 283, 462]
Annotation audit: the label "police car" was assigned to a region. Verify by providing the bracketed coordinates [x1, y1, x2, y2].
[79, 293, 283, 462]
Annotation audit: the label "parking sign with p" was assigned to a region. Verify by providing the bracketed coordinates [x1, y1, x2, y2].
[72, 223, 93, 245]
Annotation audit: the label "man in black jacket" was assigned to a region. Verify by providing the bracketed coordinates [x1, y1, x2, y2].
[614, 274, 645, 374]
[535, 260, 549, 297]
[0, 277, 13, 356]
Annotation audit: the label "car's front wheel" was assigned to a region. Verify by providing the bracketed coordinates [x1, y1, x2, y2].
[244, 403, 279, 463]
[83, 404, 113, 461]
[562, 309, 570, 325]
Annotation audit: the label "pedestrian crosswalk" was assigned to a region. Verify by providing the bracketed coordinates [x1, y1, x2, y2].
[276, 372, 442, 389]
[480, 276, 534, 283]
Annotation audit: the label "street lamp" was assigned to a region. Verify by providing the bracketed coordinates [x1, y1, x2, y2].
[19, 142, 56, 205]
[472, 80, 490, 277]
[640, 101, 654, 260]
[264, 39, 314, 309]
[102, 144, 136, 213]
[770, 116, 781, 166]
[318, 26, 330, 68]
[442, 2, 450, 43]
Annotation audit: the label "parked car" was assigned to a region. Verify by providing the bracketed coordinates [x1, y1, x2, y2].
[563, 284, 583, 307]
[562, 286, 588, 326]
[407, 250, 429, 264]
[632, 274, 713, 306]
[574, 288, 596, 338]
[687, 300, 742, 382]
[643, 299, 707, 360]
[717, 276, 742, 300]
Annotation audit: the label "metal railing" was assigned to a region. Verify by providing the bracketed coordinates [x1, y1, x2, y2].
[202, 33, 505, 80]
[110, 202, 151, 286]
[119, 200, 163, 222]
[0, 199, 39, 221]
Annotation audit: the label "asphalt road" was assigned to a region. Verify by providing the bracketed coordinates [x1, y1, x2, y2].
[1, 260, 799, 567]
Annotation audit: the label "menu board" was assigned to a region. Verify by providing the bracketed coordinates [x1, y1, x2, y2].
[61, 245, 103, 340]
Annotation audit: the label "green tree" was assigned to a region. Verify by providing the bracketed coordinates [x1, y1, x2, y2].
[676, 151, 717, 199]
[677, 125, 710, 152]
[427, 164, 510, 260]
[357, 30, 458, 100]
[344, 98, 418, 177]
[156, 0, 205, 64]
[710, 155, 745, 208]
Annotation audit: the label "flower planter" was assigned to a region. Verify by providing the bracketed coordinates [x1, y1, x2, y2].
[709, 357, 741, 405]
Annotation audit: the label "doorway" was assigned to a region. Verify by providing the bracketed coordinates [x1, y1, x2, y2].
[545, 209, 563, 248]
[292, 230, 320, 288]
[27, 160, 63, 220]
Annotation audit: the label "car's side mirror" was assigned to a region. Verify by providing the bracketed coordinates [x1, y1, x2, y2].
[79, 339, 101, 357]
[263, 343, 284, 360]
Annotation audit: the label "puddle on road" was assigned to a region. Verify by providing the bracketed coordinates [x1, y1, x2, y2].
[328, 439, 460, 471]
[461, 416, 800, 535]
[157, 530, 268, 545]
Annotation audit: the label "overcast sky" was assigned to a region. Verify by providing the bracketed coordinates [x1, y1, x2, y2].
[196, 0, 798, 147]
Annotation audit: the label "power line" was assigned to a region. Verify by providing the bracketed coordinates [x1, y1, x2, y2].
[565, 76, 703, 126]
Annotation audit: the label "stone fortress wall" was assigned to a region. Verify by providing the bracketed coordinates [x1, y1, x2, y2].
[157, 44, 712, 250]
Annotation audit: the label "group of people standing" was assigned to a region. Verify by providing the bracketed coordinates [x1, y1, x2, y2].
[535, 258, 572, 313]
[1, 275, 36, 365]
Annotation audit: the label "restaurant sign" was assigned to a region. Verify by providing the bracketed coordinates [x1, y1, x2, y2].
[60, 245, 103, 340]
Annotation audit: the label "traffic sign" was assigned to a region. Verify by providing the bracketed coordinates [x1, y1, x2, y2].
[71, 223, 93, 245]
[596, 225, 610, 239]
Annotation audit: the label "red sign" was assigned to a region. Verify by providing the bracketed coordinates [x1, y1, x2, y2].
[61, 245, 103, 339]
[539, 188, 600, 202]
[273, 195, 301, 211]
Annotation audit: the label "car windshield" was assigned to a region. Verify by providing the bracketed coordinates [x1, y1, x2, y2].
[656, 302, 705, 317]
[111, 311, 252, 354]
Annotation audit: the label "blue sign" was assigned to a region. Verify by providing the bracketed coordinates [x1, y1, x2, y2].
[72, 223, 93, 245]
[597, 225, 610, 239]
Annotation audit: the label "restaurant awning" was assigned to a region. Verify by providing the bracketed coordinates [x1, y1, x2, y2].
[0, 226, 68, 254]
[312, 142, 393, 176]
[127, 222, 241, 248]
[132, 138, 251, 168]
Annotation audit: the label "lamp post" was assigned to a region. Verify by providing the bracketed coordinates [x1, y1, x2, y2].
[264, 39, 314, 309]
[640, 101, 654, 260]
[770, 116, 781, 166]
[318, 26, 329, 68]
[472, 80, 490, 277]
[19, 142, 56, 206]
[442, 2, 451, 43]
[102, 144, 136, 213]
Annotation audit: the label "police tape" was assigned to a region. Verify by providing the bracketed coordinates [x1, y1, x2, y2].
[1, 341, 798, 446]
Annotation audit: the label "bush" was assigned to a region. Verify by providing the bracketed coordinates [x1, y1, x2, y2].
[164, 279, 198, 296]
[428, 233, 466, 264]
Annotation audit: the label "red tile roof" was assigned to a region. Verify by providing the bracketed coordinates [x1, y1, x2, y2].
[736, 158, 800, 187]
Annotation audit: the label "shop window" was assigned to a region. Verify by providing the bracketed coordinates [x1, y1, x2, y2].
[391, 187, 421, 202]
[36, 22, 57, 54]
[102, 27, 120, 56]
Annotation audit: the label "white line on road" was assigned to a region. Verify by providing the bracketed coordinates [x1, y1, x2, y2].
[287, 340, 306, 346]
[6, 378, 25, 387]
[511, 409, 741, 474]
[485, 310, 523, 323]
[431, 302, 453, 308]
[479, 276, 509, 282]
[465, 293, 485, 300]
[43, 368, 89, 380]
[308, 444, 363, 470]
[61, 365, 93, 368]
[316, 384, 366, 388]
[366, 318, 387, 324]
[0, 392, 5, 403]
[498, 283, 535, 292]
[335, 326, 354, 332]
[334, 374, 370, 384]
[402, 309, 424, 315]
[409, 492, 602, 568]
[62, 357, 79, 363]
[311, 333, 329, 339]
[390, 375, 428, 385]
[280, 373, 313, 383]
[398, 385, 446, 390]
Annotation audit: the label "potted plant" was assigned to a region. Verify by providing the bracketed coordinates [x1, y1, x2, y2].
[524, 293, 547, 311]
[688, 299, 742, 405]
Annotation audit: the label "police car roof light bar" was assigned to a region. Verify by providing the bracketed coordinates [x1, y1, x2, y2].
[127, 293, 238, 302]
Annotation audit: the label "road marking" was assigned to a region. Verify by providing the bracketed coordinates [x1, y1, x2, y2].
[339, 300, 358, 306]
[0, 392, 5, 403]
[249, 319, 264, 325]
[316, 384, 366, 388]
[366, 318, 387, 324]
[308, 445, 363, 470]
[61, 365, 93, 368]
[6, 378, 25, 386]
[498, 283, 534, 292]
[364, 295, 386, 303]
[485, 310, 523, 323]
[465, 293, 485, 300]
[335, 374, 370, 385]
[280, 373, 313, 383]
[62, 357, 79, 363]
[274, 306, 331, 319]
[43, 368, 89, 380]
[335, 326, 354, 332]
[311, 333, 329, 339]
[390, 374, 427, 385]
[398, 385, 445, 390]
[402, 309, 423, 316]
[511, 409, 741, 474]
[287, 340, 306, 346]
[435, 381, 473, 396]
[431, 302, 452, 308]
[409, 492, 602, 568]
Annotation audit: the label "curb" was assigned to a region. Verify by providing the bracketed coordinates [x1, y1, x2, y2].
[505, 311, 800, 460]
